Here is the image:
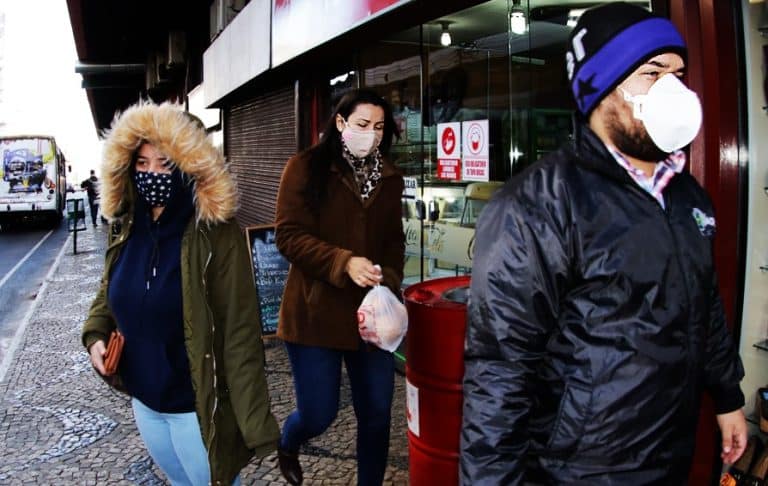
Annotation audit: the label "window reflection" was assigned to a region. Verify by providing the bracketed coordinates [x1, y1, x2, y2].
[355, 0, 651, 284]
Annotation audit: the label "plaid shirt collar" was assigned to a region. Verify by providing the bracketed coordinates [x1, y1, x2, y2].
[608, 147, 686, 208]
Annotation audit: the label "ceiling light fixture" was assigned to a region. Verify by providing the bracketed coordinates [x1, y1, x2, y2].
[439, 21, 452, 47]
[510, 0, 528, 36]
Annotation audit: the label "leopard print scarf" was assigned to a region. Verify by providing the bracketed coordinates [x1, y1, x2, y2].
[341, 145, 382, 200]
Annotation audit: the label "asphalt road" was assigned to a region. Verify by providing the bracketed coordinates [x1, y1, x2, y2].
[0, 220, 71, 372]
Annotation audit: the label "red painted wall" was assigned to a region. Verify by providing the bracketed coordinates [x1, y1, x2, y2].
[669, 0, 745, 483]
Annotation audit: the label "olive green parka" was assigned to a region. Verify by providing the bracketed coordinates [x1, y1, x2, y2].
[81, 102, 279, 484]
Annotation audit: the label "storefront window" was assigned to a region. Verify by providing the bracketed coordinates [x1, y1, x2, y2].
[358, 0, 652, 285]
[359, 27, 428, 283]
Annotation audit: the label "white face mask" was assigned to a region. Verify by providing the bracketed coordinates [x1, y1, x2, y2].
[341, 120, 382, 158]
[620, 73, 703, 153]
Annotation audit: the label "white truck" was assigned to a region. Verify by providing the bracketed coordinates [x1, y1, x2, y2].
[0, 135, 67, 227]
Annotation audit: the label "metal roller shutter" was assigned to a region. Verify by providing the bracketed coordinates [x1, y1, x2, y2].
[225, 83, 297, 226]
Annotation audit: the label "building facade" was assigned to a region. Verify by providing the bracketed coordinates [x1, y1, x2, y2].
[206, 2, 752, 479]
[68, 0, 768, 483]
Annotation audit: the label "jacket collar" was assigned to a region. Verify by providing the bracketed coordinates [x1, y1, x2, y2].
[329, 154, 401, 178]
[568, 122, 636, 186]
[329, 154, 401, 207]
[108, 207, 203, 254]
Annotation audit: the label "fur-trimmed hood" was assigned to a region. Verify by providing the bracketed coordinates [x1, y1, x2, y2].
[100, 101, 236, 223]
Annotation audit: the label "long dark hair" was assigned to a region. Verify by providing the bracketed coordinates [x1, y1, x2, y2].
[303, 89, 400, 209]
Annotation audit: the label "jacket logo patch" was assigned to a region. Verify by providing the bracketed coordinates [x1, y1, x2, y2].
[692, 208, 715, 237]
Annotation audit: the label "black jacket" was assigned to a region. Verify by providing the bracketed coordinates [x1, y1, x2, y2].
[81, 176, 99, 201]
[460, 124, 744, 485]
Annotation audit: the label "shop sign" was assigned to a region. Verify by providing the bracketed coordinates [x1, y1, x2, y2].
[437, 122, 461, 180]
[461, 120, 489, 182]
[272, 0, 413, 66]
[437, 159, 461, 180]
[403, 176, 418, 199]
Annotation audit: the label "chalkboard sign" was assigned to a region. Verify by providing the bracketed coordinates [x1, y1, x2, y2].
[245, 225, 289, 336]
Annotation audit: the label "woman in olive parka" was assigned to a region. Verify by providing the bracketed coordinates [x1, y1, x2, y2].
[82, 101, 279, 485]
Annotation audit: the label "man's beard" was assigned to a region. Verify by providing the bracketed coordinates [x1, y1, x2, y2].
[605, 102, 669, 162]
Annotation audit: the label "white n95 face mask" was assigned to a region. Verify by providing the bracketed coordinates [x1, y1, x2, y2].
[621, 73, 703, 153]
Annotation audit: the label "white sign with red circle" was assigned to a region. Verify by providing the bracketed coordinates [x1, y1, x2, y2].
[437, 122, 461, 180]
[437, 122, 460, 158]
[462, 120, 489, 181]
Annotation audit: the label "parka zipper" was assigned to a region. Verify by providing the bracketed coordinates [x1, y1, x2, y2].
[643, 187, 693, 312]
[627, 183, 695, 378]
[200, 228, 218, 477]
[656, 191, 696, 387]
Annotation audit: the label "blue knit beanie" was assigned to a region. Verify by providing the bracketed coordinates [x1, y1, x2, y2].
[566, 3, 687, 116]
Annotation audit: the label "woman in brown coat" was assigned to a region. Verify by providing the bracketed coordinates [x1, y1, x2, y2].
[274, 89, 405, 486]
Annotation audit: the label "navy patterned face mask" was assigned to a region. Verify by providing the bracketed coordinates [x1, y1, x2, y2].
[134, 171, 173, 207]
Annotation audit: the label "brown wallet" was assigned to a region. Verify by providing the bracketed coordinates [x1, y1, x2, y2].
[103, 330, 124, 376]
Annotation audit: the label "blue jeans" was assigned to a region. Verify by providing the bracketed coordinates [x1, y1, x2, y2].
[281, 342, 395, 486]
[131, 398, 241, 486]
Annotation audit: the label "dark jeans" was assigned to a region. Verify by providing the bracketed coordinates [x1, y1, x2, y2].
[281, 341, 395, 486]
[88, 199, 98, 225]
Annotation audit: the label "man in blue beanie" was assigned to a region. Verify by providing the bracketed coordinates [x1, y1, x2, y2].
[460, 3, 746, 484]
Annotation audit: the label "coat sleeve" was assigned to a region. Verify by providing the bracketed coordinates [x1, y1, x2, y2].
[702, 271, 745, 414]
[379, 176, 405, 296]
[82, 251, 117, 350]
[208, 222, 280, 453]
[460, 186, 570, 485]
[275, 155, 353, 288]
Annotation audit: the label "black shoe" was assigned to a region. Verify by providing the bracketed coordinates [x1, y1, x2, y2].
[277, 447, 303, 485]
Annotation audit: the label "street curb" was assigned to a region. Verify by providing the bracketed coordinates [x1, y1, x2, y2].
[0, 233, 72, 383]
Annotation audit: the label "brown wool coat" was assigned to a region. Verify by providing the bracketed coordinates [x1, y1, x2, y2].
[275, 151, 405, 350]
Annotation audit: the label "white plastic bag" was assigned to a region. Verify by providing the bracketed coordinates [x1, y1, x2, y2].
[357, 285, 408, 352]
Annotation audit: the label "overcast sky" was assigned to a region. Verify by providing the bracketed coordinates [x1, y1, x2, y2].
[0, 0, 102, 183]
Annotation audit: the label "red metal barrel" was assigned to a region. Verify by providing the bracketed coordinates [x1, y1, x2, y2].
[403, 276, 470, 486]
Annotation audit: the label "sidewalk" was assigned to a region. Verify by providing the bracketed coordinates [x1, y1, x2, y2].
[0, 226, 409, 485]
